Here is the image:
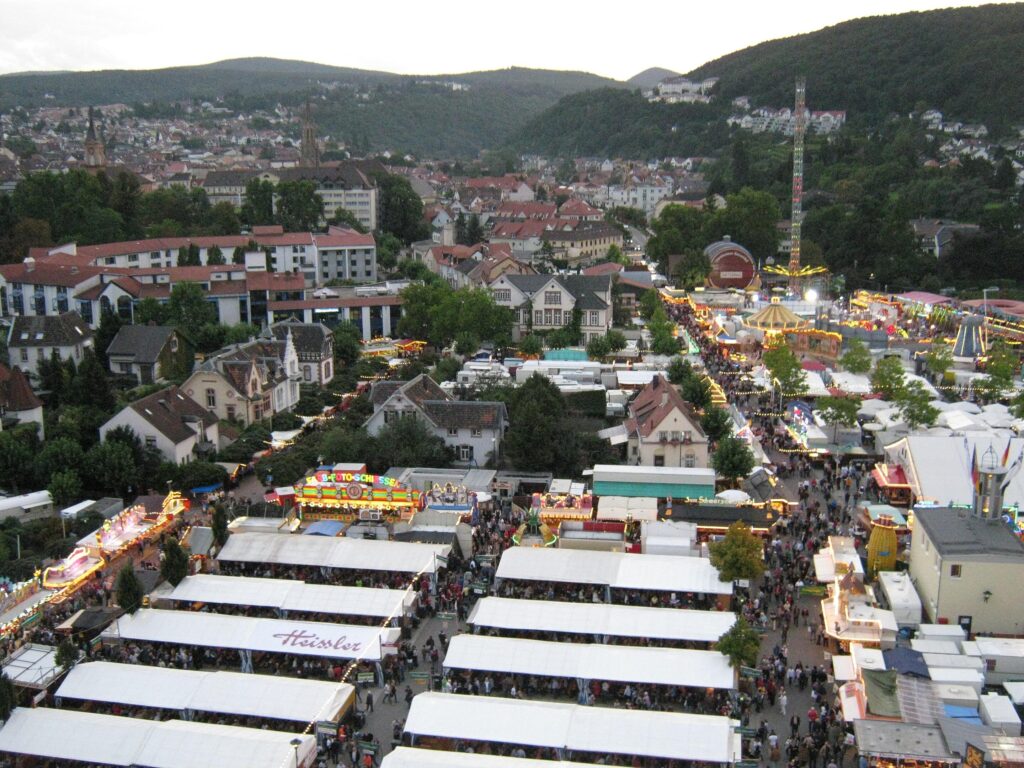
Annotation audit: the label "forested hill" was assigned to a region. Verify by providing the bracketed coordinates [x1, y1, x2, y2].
[687, 3, 1024, 130]
[0, 58, 621, 157]
[509, 4, 1024, 159]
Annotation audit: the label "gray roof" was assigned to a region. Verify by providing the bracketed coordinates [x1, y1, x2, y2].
[853, 721, 953, 761]
[202, 169, 254, 187]
[370, 381, 403, 407]
[8, 312, 92, 348]
[915, 508, 1024, 562]
[420, 400, 506, 431]
[268, 320, 332, 362]
[106, 325, 176, 365]
[504, 274, 612, 309]
[128, 386, 217, 445]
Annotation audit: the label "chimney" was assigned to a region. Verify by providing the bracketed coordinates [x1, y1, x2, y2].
[23, 256, 34, 273]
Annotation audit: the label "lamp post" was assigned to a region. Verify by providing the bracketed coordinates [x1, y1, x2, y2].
[290, 737, 303, 768]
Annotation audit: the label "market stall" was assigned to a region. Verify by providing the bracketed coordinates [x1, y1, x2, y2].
[294, 469, 422, 523]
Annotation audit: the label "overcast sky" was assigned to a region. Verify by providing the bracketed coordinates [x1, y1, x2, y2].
[0, 0, 998, 80]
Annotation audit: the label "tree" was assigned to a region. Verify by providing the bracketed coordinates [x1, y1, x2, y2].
[840, 339, 872, 375]
[0, 432, 34, 493]
[167, 281, 217, 328]
[716, 617, 761, 669]
[503, 375, 573, 474]
[47, 469, 82, 508]
[275, 180, 324, 232]
[375, 231, 402, 271]
[0, 673, 16, 721]
[605, 330, 627, 353]
[327, 207, 366, 233]
[871, 356, 907, 400]
[173, 461, 227, 494]
[711, 435, 756, 487]
[332, 322, 363, 369]
[373, 172, 429, 244]
[896, 380, 939, 429]
[586, 335, 611, 361]
[518, 334, 543, 357]
[240, 178, 275, 226]
[816, 396, 862, 443]
[207, 201, 240, 235]
[700, 407, 734, 445]
[177, 243, 201, 266]
[681, 374, 713, 411]
[704, 188, 780, 265]
[671, 248, 711, 289]
[206, 244, 225, 265]
[55, 637, 80, 671]
[466, 214, 484, 245]
[638, 289, 661, 321]
[371, 416, 453, 471]
[668, 358, 694, 386]
[93, 309, 122, 368]
[983, 340, 1019, 393]
[68, 348, 115, 412]
[925, 343, 953, 382]
[454, 213, 468, 245]
[160, 535, 190, 587]
[606, 243, 627, 266]
[134, 296, 167, 325]
[709, 521, 765, 582]
[115, 564, 144, 614]
[86, 441, 138, 498]
[211, 504, 229, 549]
[763, 343, 806, 397]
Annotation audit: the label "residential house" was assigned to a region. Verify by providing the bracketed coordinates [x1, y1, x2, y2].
[105, 325, 191, 386]
[365, 374, 506, 467]
[313, 227, 378, 284]
[448, 251, 535, 290]
[911, 219, 981, 260]
[623, 375, 709, 468]
[6, 312, 93, 379]
[0, 364, 44, 438]
[268, 319, 334, 385]
[181, 336, 299, 426]
[909, 503, 1024, 636]
[557, 199, 604, 221]
[489, 273, 614, 342]
[542, 222, 624, 266]
[99, 386, 220, 464]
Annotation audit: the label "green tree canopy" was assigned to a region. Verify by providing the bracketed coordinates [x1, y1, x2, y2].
[709, 521, 765, 582]
[167, 281, 218, 328]
[840, 339, 873, 375]
[115, 565, 144, 614]
[700, 407, 734, 445]
[275, 180, 324, 232]
[372, 415, 453, 471]
[763, 343, 806, 397]
[211, 504, 229, 549]
[816, 395, 862, 442]
[716, 617, 761, 669]
[896, 380, 939, 429]
[373, 172, 429, 244]
[240, 178, 275, 226]
[871, 356, 907, 400]
[711, 435, 756, 487]
[159, 535, 190, 587]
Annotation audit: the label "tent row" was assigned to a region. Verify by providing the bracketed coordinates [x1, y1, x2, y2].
[404, 692, 742, 764]
[594, 496, 659, 522]
[218, 532, 451, 575]
[164, 574, 415, 620]
[443, 634, 736, 690]
[383, 748, 596, 767]
[468, 596, 736, 644]
[0, 707, 317, 768]
[495, 546, 732, 595]
[56, 661, 353, 724]
[104, 608, 399, 663]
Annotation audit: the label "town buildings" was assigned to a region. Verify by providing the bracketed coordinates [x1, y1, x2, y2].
[624, 375, 709, 468]
[488, 273, 614, 342]
[105, 326, 191, 386]
[6, 312, 94, 379]
[99, 386, 220, 464]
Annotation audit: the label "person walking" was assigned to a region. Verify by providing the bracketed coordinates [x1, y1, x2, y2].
[365, 691, 374, 713]
[779, 690, 788, 717]
[404, 685, 414, 707]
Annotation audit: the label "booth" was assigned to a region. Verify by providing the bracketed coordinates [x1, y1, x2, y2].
[294, 469, 422, 523]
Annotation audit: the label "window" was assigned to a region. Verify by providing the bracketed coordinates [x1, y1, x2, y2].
[544, 291, 561, 305]
[552, 309, 562, 325]
[683, 430, 692, 443]
[20, 348, 28, 362]
[493, 289, 511, 303]
[145, 436, 157, 448]
[684, 454, 696, 468]
[589, 310, 600, 326]
[447, 427, 459, 437]
[458, 445, 473, 462]
[169, 336, 178, 352]
[226, 405, 236, 421]
[544, 309, 553, 325]
[654, 455, 665, 467]
[949, 564, 962, 578]
[471, 428, 482, 438]
[534, 310, 543, 325]
[205, 388, 216, 408]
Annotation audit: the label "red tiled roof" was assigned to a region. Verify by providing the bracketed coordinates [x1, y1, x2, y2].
[464, 176, 522, 190]
[627, 375, 706, 440]
[245, 272, 306, 291]
[0, 262, 102, 287]
[315, 228, 376, 248]
[582, 262, 624, 276]
[252, 225, 284, 236]
[0, 365, 43, 412]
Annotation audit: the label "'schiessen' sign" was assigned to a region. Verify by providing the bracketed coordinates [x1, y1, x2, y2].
[313, 472, 399, 488]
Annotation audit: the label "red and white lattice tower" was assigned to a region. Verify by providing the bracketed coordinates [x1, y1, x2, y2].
[788, 77, 807, 293]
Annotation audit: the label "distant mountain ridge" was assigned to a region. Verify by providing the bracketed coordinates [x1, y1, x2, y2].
[510, 4, 1024, 158]
[627, 67, 680, 89]
[0, 57, 623, 157]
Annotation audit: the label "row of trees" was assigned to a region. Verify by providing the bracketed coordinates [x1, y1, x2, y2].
[397, 283, 514, 352]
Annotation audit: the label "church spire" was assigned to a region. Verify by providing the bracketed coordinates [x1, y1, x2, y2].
[83, 106, 106, 170]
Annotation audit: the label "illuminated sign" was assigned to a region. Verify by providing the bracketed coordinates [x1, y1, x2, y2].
[313, 471, 399, 488]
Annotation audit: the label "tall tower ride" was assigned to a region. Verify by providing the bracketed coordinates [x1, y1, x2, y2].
[300, 98, 320, 170]
[787, 77, 806, 293]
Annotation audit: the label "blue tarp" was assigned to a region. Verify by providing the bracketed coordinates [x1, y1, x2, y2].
[304, 520, 346, 537]
[882, 647, 929, 678]
[190, 483, 223, 494]
[945, 705, 981, 719]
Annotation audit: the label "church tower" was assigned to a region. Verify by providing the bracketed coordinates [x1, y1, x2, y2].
[300, 98, 319, 169]
[84, 106, 107, 171]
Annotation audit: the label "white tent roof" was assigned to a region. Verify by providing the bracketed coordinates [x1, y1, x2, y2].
[382, 748, 595, 768]
[0, 708, 316, 768]
[595, 495, 659, 521]
[56, 661, 353, 723]
[801, 370, 831, 398]
[443, 634, 735, 689]
[166, 574, 414, 618]
[218, 532, 450, 574]
[106, 609, 398, 662]
[495, 546, 731, 595]
[467, 597, 735, 643]
[829, 371, 873, 395]
[404, 692, 742, 763]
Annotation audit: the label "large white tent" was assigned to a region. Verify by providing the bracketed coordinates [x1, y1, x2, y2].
[56, 661, 353, 723]
[105, 609, 398, 662]
[495, 546, 731, 595]
[467, 596, 735, 644]
[595, 496, 658, 521]
[218, 532, 450, 574]
[443, 634, 735, 689]
[382, 748, 595, 768]
[166, 574, 415, 619]
[404, 692, 742, 764]
[0, 707, 317, 768]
